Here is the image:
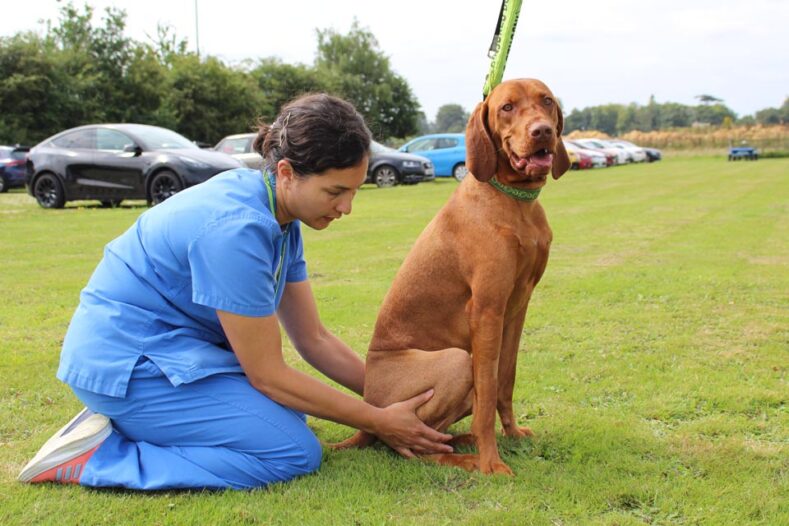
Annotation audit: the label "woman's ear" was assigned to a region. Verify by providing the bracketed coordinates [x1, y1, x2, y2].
[276, 159, 295, 187]
[466, 101, 497, 182]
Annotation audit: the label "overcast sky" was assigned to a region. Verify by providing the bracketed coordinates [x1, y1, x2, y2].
[6, 0, 788, 121]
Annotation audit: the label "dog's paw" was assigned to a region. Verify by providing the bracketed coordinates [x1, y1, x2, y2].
[502, 425, 535, 439]
[480, 458, 514, 476]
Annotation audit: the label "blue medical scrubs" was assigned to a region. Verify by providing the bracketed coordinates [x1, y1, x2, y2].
[57, 168, 322, 489]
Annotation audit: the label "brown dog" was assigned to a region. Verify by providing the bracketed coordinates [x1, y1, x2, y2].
[336, 78, 570, 475]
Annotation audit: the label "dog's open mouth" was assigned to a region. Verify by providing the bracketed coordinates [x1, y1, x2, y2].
[509, 148, 554, 175]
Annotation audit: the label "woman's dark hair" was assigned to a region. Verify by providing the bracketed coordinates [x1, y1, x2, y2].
[253, 93, 372, 176]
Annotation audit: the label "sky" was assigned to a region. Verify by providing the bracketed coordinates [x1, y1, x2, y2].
[6, 0, 788, 121]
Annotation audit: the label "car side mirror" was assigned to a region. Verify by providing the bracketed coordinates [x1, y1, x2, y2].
[399, 146, 409, 153]
[123, 144, 143, 156]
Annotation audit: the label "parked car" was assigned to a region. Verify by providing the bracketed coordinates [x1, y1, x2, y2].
[643, 147, 663, 162]
[399, 133, 467, 181]
[609, 139, 648, 162]
[564, 142, 593, 169]
[26, 124, 242, 209]
[565, 141, 607, 168]
[368, 141, 433, 188]
[565, 146, 579, 169]
[575, 138, 627, 165]
[567, 140, 615, 167]
[214, 133, 262, 169]
[0, 145, 29, 192]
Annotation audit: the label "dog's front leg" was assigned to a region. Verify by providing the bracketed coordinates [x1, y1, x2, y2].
[497, 308, 534, 438]
[468, 300, 512, 475]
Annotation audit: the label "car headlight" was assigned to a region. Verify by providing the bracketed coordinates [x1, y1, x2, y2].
[182, 157, 210, 169]
[401, 160, 421, 168]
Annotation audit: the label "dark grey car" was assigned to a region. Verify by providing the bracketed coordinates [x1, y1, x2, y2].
[367, 141, 434, 188]
[26, 124, 242, 208]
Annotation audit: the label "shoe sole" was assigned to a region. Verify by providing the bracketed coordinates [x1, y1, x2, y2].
[18, 408, 111, 482]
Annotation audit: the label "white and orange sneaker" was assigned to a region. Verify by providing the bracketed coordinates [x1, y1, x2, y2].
[18, 408, 111, 484]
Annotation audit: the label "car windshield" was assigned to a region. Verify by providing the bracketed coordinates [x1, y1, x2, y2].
[127, 126, 198, 150]
[370, 141, 395, 153]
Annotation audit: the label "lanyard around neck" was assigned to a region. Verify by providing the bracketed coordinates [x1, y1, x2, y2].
[262, 172, 290, 293]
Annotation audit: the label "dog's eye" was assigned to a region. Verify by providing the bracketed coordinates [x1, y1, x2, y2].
[544, 97, 554, 106]
[502, 103, 513, 112]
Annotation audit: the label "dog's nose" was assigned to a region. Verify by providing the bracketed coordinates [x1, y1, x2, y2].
[530, 123, 554, 140]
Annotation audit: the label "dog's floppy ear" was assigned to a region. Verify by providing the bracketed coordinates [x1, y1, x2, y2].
[466, 101, 496, 182]
[552, 104, 571, 179]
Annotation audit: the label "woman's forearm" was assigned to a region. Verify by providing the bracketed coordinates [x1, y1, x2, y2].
[297, 329, 365, 395]
[251, 363, 377, 433]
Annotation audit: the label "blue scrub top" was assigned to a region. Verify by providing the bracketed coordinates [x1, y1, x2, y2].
[57, 168, 308, 398]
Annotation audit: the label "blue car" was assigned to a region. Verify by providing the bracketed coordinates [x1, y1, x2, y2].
[0, 145, 29, 192]
[399, 133, 467, 181]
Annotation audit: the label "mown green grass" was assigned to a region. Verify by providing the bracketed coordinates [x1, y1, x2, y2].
[1, 156, 787, 525]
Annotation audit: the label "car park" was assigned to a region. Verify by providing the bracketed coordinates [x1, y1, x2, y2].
[564, 142, 593, 169]
[26, 124, 242, 209]
[566, 140, 615, 167]
[575, 138, 627, 165]
[565, 141, 607, 168]
[214, 133, 262, 169]
[399, 133, 467, 181]
[368, 141, 433, 188]
[0, 145, 29, 192]
[609, 139, 648, 162]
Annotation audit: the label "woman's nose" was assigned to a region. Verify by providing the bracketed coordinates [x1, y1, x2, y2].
[336, 195, 353, 215]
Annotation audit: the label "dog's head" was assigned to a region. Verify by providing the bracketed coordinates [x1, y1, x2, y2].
[466, 78, 570, 187]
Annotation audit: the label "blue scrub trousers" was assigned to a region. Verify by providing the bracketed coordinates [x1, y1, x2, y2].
[71, 358, 322, 490]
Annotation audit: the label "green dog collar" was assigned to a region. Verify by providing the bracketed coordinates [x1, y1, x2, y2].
[489, 176, 542, 201]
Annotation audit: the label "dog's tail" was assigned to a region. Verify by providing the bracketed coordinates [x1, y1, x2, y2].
[328, 430, 376, 450]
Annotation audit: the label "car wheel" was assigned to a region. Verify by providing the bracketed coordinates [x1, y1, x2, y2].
[452, 163, 469, 182]
[100, 199, 123, 208]
[373, 165, 398, 188]
[33, 173, 66, 209]
[0, 175, 7, 193]
[149, 170, 183, 205]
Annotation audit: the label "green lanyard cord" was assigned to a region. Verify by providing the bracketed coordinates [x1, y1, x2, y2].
[482, 0, 523, 99]
[262, 172, 289, 293]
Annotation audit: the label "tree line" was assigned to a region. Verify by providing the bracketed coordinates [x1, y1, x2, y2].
[0, 2, 421, 145]
[2, 2, 785, 146]
[562, 95, 788, 136]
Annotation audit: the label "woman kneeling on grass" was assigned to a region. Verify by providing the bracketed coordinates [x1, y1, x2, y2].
[18, 94, 452, 490]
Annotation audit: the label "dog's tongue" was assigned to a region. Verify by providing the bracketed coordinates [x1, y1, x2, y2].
[528, 152, 554, 169]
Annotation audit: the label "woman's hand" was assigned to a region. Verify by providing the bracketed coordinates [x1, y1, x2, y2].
[373, 389, 454, 458]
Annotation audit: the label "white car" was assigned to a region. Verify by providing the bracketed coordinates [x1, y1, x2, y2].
[214, 133, 262, 169]
[576, 138, 628, 165]
[609, 139, 647, 163]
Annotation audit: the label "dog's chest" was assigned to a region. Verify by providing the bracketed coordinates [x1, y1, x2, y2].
[508, 222, 551, 308]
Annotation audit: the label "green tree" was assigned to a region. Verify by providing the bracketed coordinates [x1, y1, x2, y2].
[162, 55, 264, 143]
[694, 104, 737, 125]
[314, 20, 420, 139]
[252, 58, 328, 122]
[433, 104, 468, 133]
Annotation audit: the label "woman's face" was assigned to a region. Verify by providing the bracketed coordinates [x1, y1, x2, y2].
[276, 157, 369, 230]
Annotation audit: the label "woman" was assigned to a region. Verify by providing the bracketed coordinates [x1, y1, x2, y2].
[19, 94, 452, 490]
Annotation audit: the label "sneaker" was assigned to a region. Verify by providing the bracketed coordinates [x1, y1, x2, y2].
[18, 408, 111, 484]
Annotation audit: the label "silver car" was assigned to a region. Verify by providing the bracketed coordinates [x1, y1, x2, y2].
[214, 133, 262, 170]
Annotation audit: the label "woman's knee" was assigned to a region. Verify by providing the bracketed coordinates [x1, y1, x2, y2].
[298, 430, 323, 474]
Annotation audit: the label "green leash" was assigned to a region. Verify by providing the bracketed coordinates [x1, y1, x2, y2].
[481, 0, 538, 201]
[482, 0, 523, 99]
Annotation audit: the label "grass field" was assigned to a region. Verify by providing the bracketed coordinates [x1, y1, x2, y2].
[1, 156, 787, 525]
